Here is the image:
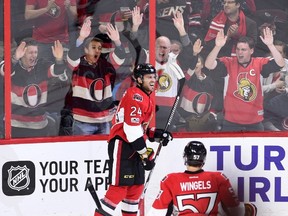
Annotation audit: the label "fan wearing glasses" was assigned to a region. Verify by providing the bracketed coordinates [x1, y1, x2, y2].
[204, 0, 257, 57]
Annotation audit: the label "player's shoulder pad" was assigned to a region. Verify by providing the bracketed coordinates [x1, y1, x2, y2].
[205, 171, 230, 181]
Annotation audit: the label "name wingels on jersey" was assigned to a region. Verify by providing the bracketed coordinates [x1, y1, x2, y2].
[152, 170, 240, 215]
[179, 179, 211, 191]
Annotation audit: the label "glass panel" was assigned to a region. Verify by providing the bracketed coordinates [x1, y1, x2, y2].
[7, 0, 287, 138]
[10, 0, 68, 138]
[155, 0, 288, 133]
[155, 0, 207, 132]
[8, 0, 150, 138]
[8, 1, 38, 138]
[0, 1, 4, 138]
[72, 0, 150, 136]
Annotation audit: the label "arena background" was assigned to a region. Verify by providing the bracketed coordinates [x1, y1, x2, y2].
[1, 137, 288, 215]
[1, 0, 288, 215]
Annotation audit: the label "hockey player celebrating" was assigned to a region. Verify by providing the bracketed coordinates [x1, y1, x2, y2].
[148, 141, 249, 216]
[94, 63, 173, 216]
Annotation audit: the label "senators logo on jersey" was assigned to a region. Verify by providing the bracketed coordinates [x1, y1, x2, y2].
[234, 73, 257, 102]
[158, 73, 173, 92]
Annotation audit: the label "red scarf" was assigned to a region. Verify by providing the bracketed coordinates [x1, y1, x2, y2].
[204, 10, 247, 42]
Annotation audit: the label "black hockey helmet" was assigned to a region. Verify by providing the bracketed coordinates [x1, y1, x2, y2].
[183, 141, 207, 166]
[133, 63, 156, 80]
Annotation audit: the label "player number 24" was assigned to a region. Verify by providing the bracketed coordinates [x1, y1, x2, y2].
[130, 106, 142, 116]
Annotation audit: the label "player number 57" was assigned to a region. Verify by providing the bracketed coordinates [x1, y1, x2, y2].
[176, 192, 217, 214]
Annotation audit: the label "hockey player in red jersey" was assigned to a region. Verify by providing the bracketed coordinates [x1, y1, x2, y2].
[94, 63, 173, 216]
[148, 141, 245, 216]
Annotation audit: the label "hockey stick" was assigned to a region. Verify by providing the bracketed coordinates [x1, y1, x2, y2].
[139, 62, 186, 215]
[87, 184, 112, 216]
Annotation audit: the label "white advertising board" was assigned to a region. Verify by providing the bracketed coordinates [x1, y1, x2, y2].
[1, 137, 288, 216]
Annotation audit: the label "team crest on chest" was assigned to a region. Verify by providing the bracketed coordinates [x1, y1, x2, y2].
[158, 73, 172, 92]
[234, 72, 257, 101]
[47, 3, 60, 18]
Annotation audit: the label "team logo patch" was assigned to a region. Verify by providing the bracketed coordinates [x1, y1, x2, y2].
[234, 73, 257, 102]
[133, 93, 143, 102]
[131, 117, 140, 123]
[47, 3, 60, 18]
[158, 73, 172, 92]
[2, 161, 35, 196]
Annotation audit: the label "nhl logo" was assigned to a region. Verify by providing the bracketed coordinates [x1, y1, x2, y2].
[2, 161, 35, 196]
[7, 165, 30, 191]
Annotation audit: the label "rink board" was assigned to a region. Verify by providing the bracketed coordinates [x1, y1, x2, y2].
[1, 137, 288, 216]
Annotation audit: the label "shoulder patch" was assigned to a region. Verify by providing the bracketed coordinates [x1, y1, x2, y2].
[133, 93, 143, 102]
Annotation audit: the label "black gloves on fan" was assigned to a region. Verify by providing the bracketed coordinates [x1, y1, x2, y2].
[146, 127, 173, 146]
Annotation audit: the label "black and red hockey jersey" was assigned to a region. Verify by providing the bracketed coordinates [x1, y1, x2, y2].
[67, 43, 117, 123]
[179, 69, 216, 117]
[0, 59, 66, 129]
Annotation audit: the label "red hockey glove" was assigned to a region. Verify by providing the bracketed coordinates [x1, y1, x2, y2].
[146, 127, 173, 146]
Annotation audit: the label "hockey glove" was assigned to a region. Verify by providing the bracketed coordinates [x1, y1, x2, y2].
[146, 127, 173, 146]
[143, 158, 155, 171]
[140, 147, 155, 161]
[141, 147, 155, 170]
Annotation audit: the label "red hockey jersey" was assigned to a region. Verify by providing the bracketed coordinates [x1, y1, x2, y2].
[149, 170, 241, 215]
[108, 86, 154, 143]
[218, 56, 280, 124]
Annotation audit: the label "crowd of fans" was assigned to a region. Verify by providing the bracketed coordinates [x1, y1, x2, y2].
[0, 0, 288, 138]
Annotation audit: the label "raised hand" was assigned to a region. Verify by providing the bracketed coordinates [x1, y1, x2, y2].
[52, 40, 64, 61]
[14, 42, 27, 60]
[106, 23, 120, 46]
[132, 6, 143, 29]
[79, 19, 91, 41]
[260, 27, 274, 46]
[215, 29, 227, 48]
[172, 11, 185, 35]
[193, 39, 203, 56]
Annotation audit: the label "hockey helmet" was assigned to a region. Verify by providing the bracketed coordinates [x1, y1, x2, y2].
[133, 63, 156, 80]
[183, 141, 207, 166]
